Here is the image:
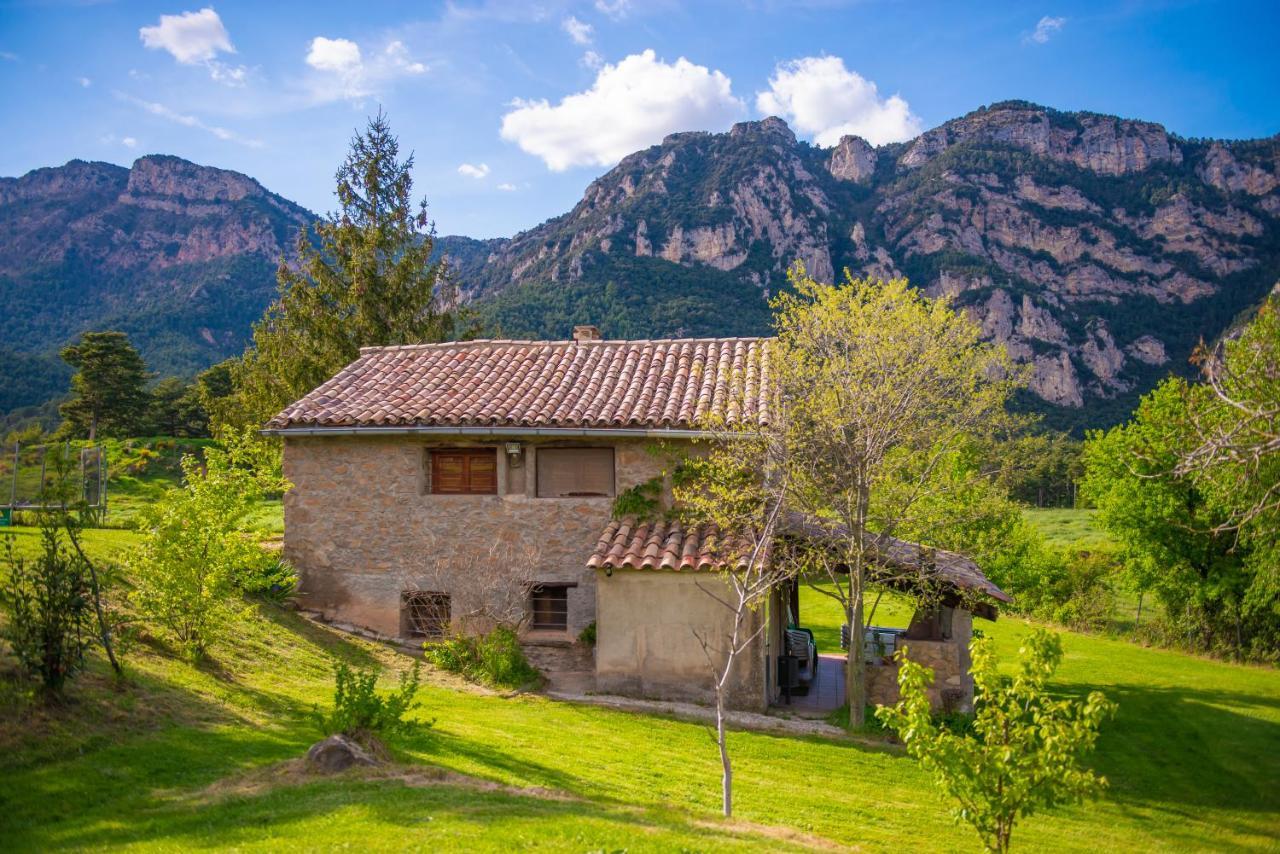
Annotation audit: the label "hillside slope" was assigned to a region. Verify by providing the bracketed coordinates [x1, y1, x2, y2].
[443, 102, 1280, 429]
[4, 102, 1278, 431]
[0, 155, 314, 411]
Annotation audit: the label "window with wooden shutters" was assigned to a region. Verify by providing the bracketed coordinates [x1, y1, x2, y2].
[535, 447, 615, 497]
[403, 592, 450, 638]
[529, 584, 569, 631]
[429, 448, 497, 495]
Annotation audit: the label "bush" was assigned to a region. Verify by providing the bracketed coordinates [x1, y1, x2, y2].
[424, 626, 541, 689]
[578, 621, 597, 648]
[129, 442, 277, 659]
[313, 660, 425, 741]
[236, 555, 297, 604]
[0, 526, 93, 696]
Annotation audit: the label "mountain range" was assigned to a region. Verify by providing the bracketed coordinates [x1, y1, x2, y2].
[3, 100, 1278, 431]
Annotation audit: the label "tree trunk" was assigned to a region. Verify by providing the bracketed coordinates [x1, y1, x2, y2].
[1135, 590, 1144, 629]
[846, 564, 866, 727]
[717, 697, 732, 817]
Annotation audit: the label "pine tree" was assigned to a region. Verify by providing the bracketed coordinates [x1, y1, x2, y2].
[58, 331, 151, 439]
[227, 111, 462, 428]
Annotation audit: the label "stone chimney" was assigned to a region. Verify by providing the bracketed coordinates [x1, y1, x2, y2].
[572, 325, 601, 343]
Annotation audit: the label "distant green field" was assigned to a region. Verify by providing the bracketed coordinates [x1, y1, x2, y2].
[1022, 507, 1113, 547]
[1, 530, 1276, 851]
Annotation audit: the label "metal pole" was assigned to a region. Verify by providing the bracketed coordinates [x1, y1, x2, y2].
[8, 442, 17, 509]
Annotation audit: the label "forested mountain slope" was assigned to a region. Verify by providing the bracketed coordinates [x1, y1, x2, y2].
[5, 101, 1278, 431]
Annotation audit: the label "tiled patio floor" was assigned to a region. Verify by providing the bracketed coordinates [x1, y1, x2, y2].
[777, 653, 846, 716]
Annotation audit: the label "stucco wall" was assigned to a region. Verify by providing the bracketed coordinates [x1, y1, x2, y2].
[282, 435, 671, 640]
[595, 569, 770, 711]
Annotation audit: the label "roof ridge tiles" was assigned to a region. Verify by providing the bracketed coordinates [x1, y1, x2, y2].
[358, 335, 771, 354]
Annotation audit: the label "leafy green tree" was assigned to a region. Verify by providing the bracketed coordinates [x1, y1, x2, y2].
[878, 629, 1115, 853]
[225, 111, 462, 429]
[146, 377, 208, 437]
[1081, 380, 1260, 656]
[58, 332, 151, 439]
[1082, 299, 1280, 658]
[128, 437, 281, 659]
[767, 265, 1017, 725]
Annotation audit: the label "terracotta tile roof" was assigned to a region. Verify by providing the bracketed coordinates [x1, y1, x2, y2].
[587, 518, 764, 572]
[779, 513, 1012, 604]
[266, 337, 771, 431]
[588, 514, 1011, 606]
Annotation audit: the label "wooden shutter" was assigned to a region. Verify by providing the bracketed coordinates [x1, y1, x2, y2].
[536, 448, 615, 497]
[430, 449, 497, 494]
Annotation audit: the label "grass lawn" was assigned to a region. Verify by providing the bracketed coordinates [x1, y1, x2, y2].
[1023, 507, 1112, 548]
[1, 529, 1277, 851]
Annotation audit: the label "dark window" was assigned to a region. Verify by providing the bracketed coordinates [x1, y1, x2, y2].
[430, 448, 497, 495]
[529, 584, 569, 631]
[536, 447, 615, 497]
[403, 591, 450, 638]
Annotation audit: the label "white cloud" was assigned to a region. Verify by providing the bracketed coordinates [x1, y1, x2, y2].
[562, 16, 594, 45]
[755, 55, 921, 147]
[305, 36, 426, 102]
[594, 0, 630, 19]
[306, 37, 362, 73]
[457, 162, 490, 179]
[77, 76, 92, 88]
[501, 49, 744, 171]
[99, 133, 139, 149]
[115, 91, 262, 147]
[0, 51, 18, 62]
[497, 182, 518, 191]
[139, 8, 232, 64]
[1027, 15, 1066, 44]
[139, 8, 247, 85]
[580, 50, 604, 70]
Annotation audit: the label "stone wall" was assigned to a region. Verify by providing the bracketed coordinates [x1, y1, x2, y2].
[282, 434, 672, 643]
[866, 609, 975, 713]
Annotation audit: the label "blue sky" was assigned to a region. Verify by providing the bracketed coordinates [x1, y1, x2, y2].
[1, 0, 1277, 238]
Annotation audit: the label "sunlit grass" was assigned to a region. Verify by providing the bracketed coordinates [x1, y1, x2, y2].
[0, 528, 1276, 851]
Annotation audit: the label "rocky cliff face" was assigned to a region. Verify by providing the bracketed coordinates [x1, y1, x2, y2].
[446, 101, 1280, 429]
[0, 155, 314, 398]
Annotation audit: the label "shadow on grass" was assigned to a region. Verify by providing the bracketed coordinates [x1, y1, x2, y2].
[1070, 682, 1280, 814]
[19, 772, 809, 852]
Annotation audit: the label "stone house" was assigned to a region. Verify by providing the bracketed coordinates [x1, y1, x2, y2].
[265, 327, 1010, 712]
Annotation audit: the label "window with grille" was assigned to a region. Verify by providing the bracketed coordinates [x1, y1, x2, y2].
[403, 591, 451, 638]
[535, 447, 614, 497]
[529, 584, 570, 631]
[429, 448, 497, 495]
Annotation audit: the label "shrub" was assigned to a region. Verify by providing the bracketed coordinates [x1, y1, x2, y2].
[129, 444, 274, 659]
[313, 660, 425, 741]
[578, 621, 597, 648]
[424, 626, 541, 689]
[236, 555, 297, 605]
[878, 629, 1115, 853]
[0, 525, 93, 696]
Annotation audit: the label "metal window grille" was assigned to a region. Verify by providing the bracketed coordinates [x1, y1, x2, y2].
[403, 591, 451, 638]
[529, 584, 569, 631]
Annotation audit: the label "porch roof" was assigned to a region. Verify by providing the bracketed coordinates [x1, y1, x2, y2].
[588, 518, 764, 572]
[589, 514, 1011, 606]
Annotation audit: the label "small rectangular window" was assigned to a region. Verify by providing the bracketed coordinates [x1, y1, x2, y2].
[529, 584, 569, 631]
[430, 448, 497, 495]
[536, 447, 614, 497]
[403, 591, 451, 638]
